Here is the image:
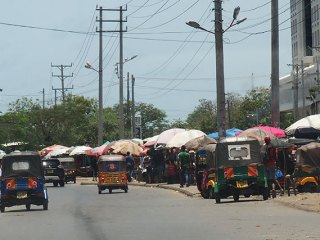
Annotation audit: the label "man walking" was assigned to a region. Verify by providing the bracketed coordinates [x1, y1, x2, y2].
[178, 145, 190, 188]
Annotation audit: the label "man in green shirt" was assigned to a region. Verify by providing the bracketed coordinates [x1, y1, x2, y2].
[178, 145, 190, 187]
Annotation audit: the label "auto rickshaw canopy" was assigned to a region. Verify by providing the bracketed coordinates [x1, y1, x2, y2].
[98, 154, 127, 172]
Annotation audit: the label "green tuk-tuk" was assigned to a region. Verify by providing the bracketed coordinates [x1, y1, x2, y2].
[214, 136, 269, 203]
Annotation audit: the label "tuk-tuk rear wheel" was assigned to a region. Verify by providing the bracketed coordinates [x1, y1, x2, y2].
[26, 204, 31, 211]
[233, 192, 240, 202]
[215, 193, 221, 204]
[0, 206, 5, 213]
[262, 187, 269, 200]
[109, 189, 112, 194]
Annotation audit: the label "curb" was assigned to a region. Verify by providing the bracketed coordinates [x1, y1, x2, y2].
[79, 180, 199, 198]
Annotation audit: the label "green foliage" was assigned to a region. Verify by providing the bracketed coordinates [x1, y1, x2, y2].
[186, 99, 217, 134]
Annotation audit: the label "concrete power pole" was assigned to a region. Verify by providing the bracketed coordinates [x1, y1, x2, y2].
[215, 0, 226, 139]
[42, 88, 45, 109]
[51, 63, 73, 103]
[271, 0, 280, 128]
[131, 74, 135, 139]
[104, 6, 127, 139]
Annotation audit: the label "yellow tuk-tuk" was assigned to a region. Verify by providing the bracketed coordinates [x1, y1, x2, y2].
[292, 142, 320, 193]
[97, 154, 128, 194]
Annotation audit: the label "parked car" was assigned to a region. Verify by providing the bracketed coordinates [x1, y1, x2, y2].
[42, 158, 65, 187]
[0, 151, 48, 212]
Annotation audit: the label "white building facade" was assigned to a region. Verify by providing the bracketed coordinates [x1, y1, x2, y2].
[280, 0, 320, 117]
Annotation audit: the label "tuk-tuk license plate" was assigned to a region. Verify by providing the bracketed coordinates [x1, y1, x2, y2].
[17, 191, 28, 199]
[47, 170, 54, 174]
[236, 180, 248, 188]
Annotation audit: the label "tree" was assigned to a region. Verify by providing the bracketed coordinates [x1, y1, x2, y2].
[186, 99, 217, 134]
[236, 87, 271, 129]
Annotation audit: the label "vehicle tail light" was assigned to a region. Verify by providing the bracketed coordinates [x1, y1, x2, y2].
[224, 168, 234, 179]
[28, 178, 38, 188]
[6, 179, 16, 190]
[248, 165, 258, 177]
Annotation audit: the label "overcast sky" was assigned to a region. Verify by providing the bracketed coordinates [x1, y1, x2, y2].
[0, 0, 291, 121]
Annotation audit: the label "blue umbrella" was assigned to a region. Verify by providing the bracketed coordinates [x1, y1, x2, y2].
[208, 128, 242, 140]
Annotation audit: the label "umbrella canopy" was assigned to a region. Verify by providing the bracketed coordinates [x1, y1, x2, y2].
[109, 140, 142, 156]
[236, 128, 276, 144]
[85, 142, 112, 157]
[143, 135, 159, 147]
[131, 138, 143, 145]
[208, 128, 243, 140]
[166, 129, 206, 148]
[285, 114, 320, 137]
[43, 147, 70, 159]
[252, 126, 286, 138]
[69, 146, 92, 156]
[185, 135, 217, 150]
[39, 144, 69, 157]
[156, 128, 186, 145]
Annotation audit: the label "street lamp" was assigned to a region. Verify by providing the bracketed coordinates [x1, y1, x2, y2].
[85, 61, 104, 146]
[186, 2, 245, 140]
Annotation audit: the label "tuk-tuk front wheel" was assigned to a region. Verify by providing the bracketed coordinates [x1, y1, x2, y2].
[43, 201, 48, 210]
[124, 187, 128, 193]
[233, 190, 240, 202]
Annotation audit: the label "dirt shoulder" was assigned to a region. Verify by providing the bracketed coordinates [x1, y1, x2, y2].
[273, 193, 320, 213]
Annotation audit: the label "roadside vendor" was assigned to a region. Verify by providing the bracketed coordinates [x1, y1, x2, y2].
[262, 136, 277, 191]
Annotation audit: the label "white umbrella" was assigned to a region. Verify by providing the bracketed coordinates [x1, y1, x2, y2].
[69, 146, 92, 156]
[166, 129, 206, 148]
[43, 147, 70, 159]
[143, 135, 159, 147]
[156, 128, 186, 145]
[285, 114, 320, 135]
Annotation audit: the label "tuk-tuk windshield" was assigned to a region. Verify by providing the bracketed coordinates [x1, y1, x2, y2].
[1, 152, 44, 178]
[216, 137, 262, 167]
[58, 158, 75, 169]
[99, 161, 126, 172]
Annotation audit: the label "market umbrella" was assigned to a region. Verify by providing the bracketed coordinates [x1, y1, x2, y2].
[208, 128, 243, 140]
[69, 146, 92, 156]
[43, 147, 71, 159]
[156, 128, 186, 145]
[236, 127, 276, 144]
[143, 135, 159, 147]
[253, 126, 286, 138]
[166, 129, 206, 148]
[185, 135, 217, 150]
[39, 144, 69, 157]
[285, 114, 320, 138]
[85, 142, 113, 157]
[109, 139, 142, 156]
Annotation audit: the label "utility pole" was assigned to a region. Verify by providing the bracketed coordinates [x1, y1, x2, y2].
[215, 0, 226, 139]
[131, 74, 135, 139]
[52, 86, 73, 105]
[51, 63, 73, 103]
[301, 60, 305, 117]
[127, 72, 130, 138]
[104, 6, 127, 139]
[42, 88, 45, 109]
[95, 6, 104, 146]
[271, 0, 280, 128]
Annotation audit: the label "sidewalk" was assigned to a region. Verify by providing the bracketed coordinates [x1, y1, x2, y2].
[77, 177, 201, 198]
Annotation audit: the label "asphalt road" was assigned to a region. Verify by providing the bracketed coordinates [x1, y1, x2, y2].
[1, 184, 320, 240]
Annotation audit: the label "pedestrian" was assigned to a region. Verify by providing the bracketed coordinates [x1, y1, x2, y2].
[167, 159, 177, 184]
[188, 150, 196, 185]
[262, 136, 277, 194]
[90, 157, 98, 181]
[125, 152, 134, 182]
[178, 145, 190, 188]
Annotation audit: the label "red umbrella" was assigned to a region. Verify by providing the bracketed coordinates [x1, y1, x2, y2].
[254, 126, 286, 138]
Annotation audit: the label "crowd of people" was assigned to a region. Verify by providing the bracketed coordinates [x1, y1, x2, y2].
[134, 145, 197, 188]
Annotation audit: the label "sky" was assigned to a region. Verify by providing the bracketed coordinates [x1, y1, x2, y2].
[0, 0, 292, 121]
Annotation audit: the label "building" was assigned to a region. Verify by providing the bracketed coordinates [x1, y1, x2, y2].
[280, 0, 320, 119]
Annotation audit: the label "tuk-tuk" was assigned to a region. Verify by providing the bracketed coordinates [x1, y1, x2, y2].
[291, 142, 320, 193]
[214, 137, 269, 203]
[97, 154, 128, 194]
[59, 157, 76, 184]
[195, 144, 217, 199]
[0, 151, 49, 212]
